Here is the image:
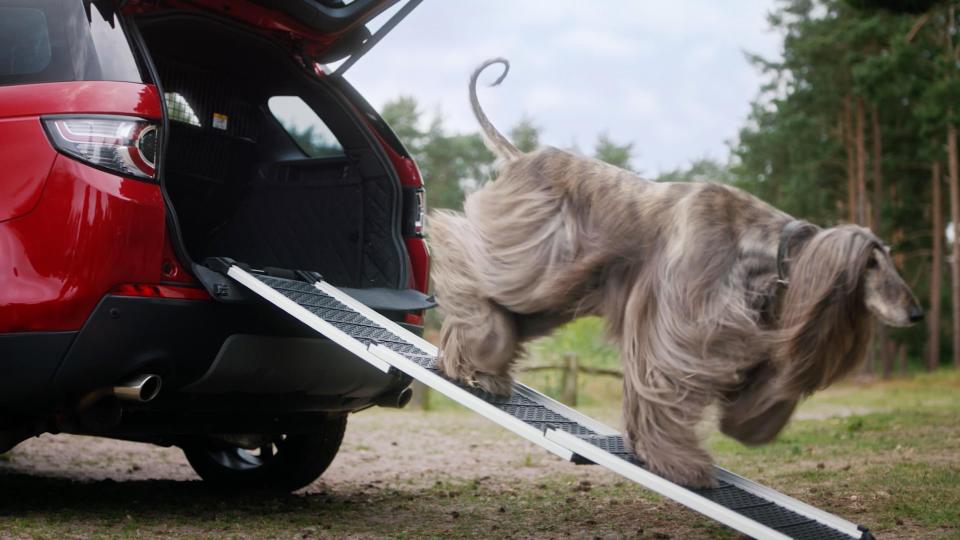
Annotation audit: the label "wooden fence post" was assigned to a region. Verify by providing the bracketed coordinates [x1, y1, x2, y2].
[561, 353, 578, 406]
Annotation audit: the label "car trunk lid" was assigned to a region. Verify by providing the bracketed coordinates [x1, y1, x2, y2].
[123, 0, 421, 69]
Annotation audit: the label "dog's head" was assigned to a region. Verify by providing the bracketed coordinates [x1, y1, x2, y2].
[862, 242, 923, 327]
[784, 224, 922, 328]
[775, 225, 921, 394]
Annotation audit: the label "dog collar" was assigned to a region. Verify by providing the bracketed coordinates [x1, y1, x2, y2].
[776, 220, 815, 285]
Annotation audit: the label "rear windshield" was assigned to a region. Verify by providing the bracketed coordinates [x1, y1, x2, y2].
[0, 0, 144, 86]
[268, 96, 345, 158]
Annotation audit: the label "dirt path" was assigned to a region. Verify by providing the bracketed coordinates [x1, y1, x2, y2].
[1, 410, 615, 489]
[1, 404, 952, 539]
[0, 409, 738, 539]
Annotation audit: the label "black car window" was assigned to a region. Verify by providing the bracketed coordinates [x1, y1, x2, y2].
[0, 0, 144, 86]
[0, 7, 52, 76]
[166, 92, 202, 126]
[269, 96, 345, 158]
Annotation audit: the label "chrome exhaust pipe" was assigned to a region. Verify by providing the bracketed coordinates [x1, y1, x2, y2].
[113, 374, 162, 402]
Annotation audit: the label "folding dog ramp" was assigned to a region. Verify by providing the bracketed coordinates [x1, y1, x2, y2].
[218, 261, 874, 540]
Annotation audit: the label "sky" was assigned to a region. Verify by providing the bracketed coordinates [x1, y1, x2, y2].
[345, 0, 782, 176]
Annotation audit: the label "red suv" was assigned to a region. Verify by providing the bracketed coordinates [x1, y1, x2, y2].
[0, 0, 430, 490]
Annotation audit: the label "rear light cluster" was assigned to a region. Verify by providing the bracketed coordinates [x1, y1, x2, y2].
[402, 186, 426, 237]
[43, 115, 159, 181]
[413, 188, 425, 235]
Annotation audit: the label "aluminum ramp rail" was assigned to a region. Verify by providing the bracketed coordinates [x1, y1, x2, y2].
[225, 264, 874, 540]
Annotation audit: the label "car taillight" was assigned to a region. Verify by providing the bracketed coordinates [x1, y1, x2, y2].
[42, 115, 159, 181]
[414, 188, 425, 234]
[403, 187, 426, 236]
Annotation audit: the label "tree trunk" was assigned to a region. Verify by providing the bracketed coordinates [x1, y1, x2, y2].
[855, 98, 868, 226]
[843, 96, 857, 224]
[855, 97, 873, 374]
[946, 6, 959, 370]
[928, 161, 943, 372]
[948, 120, 960, 369]
[898, 343, 909, 377]
[871, 104, 883, 231]
[879, 337, 893, 379]
[560, 353, 578, 406]
[870, 104, 893, 375]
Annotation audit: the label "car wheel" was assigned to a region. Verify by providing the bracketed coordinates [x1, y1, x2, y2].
[181, 416, 347, 491]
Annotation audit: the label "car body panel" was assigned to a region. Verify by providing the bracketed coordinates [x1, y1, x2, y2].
[0, 154, 166, 332]
[0, 81, 161, 225]
[0, 2, 427, 424]
[0, 118, 58, 223]
[0, 81, 163, 119]
[0, 81, 166, 333]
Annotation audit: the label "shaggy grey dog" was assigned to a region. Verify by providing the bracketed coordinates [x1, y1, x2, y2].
[429, 58, 923, 487]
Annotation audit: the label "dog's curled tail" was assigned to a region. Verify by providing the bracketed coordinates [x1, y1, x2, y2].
[470, 58, 522, 160]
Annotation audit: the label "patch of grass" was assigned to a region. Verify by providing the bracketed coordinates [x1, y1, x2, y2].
[700, 370, 960, 537]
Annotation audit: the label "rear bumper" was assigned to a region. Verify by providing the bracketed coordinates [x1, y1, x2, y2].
[0, 332, 76, 406]
[1, 294, 414, 414]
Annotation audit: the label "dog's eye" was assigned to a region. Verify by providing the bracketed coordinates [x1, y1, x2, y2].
[867, 257, 878, 269]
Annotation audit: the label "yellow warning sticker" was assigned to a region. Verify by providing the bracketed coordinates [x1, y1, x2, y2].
[212, 113, 229, 130]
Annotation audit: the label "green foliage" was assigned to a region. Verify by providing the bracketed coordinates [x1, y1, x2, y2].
[593, 132, 635, 171]
[381, 97, 483, 211]
[657, 157, 734, 183]
[845, 0, 942, 13]
[527, 317, 619, 369]
[382, 97, 554, 211]
[728, 0, 960, 366]
[510, 116, 541, 153]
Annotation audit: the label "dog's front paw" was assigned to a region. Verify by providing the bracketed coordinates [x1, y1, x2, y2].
[470, 372, 514, 396]
[437, 353, 513, 395]
[640, 448, 716, 488]
[665, 462, 716, 489]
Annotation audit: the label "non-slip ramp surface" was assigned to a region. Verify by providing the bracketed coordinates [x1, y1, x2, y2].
[226, 265, 873, 540]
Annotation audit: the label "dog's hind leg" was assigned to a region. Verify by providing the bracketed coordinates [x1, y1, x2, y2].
[622, 372, 716, 488]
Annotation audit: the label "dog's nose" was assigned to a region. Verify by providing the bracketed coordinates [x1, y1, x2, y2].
[908, 305, 925, 323]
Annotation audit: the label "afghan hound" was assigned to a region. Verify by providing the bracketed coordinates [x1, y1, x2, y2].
[429, 58, 924, 487]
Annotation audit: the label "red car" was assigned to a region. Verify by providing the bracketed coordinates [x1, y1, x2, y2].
[0, 0, 430, 490]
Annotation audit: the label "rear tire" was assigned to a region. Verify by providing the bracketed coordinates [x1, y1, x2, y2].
[181, 416, 347, 491]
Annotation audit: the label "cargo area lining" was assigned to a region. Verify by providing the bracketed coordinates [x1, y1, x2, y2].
[139, 15, 406, 289]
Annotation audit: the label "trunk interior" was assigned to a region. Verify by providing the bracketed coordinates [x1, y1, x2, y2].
[136, 13, 407, 290]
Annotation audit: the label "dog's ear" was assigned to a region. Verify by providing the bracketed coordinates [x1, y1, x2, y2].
[773, 226, 874, 396]
[778, 221, 818, 278]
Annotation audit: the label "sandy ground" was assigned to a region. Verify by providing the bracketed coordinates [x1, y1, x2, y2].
[2, 408, 723, 539]
[0, 404, 886, 487]
[0, 402, 953, 539]
[0, 409, 616, 489]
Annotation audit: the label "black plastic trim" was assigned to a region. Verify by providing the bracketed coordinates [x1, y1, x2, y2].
[338, 286, 435, 312]
[0, 332, 76, 407]
[123, 13, 195, 273]
[249, 0, 398, 34]
[180, 333, 399, 397]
